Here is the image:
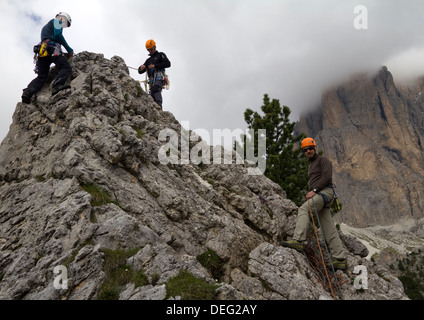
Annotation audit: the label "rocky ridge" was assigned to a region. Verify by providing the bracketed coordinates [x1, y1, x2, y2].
[0, 52, 407, 300]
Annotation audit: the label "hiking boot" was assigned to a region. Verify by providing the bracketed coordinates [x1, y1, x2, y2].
[327, 259, 347, 271]
[280, 239, 304, 252]
[52, 84, 71, 96]
[22, 89, 32, 104]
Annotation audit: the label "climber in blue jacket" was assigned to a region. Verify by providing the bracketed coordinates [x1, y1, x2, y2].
[22, 12, 74, 104]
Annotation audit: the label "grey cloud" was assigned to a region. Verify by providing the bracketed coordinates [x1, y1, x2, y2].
[2, 0, 424, 145]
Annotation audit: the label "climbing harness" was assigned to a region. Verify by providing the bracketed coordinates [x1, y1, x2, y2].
[32, 40, 63, 74]
[148, 69, 170, 90]
[317, 191, 331, 209]
[305, 198, 344, 300]
[317, 185, 341, 213]
[128, 66, 170, 93]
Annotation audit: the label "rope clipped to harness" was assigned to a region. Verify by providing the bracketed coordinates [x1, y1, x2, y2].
[128, 66, 170, 93]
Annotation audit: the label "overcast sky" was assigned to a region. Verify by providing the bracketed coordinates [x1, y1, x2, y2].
[1, 0, 424, 146]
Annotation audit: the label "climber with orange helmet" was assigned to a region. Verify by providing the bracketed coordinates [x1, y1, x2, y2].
[22, 12, 74, 104]
[281, 137, 348, 270]
[138, 39, 171, 108]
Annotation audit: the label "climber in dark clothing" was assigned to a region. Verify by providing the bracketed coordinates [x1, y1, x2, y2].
[22, 12, 74, 104]
[138, 39, 171, 108]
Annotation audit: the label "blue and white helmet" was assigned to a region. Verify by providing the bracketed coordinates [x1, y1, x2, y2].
[56, 12, 72, 28]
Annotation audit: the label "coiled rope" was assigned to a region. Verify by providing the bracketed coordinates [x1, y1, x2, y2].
[306, 198, 343, 300]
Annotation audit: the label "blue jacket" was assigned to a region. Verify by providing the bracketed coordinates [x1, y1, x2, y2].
[41, 19, 73, 53]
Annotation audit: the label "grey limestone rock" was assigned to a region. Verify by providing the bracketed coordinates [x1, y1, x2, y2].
[0, 52, 408, 300]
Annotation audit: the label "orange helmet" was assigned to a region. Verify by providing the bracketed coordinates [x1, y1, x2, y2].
[146, 39, 156, 50]
[301, 137, 317, 149]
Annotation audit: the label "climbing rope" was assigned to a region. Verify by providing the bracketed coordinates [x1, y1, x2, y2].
[307, 198, 336, 299]
[127, 66, 149, 92]
[305, 198, 344, 300]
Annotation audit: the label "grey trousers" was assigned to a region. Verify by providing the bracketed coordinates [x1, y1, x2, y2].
[293, 187, 347, 260]
[150, 80, 164, 107]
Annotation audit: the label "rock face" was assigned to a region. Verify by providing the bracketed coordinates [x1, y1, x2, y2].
[296, 67, 424, 227]
[0, 53, 407, 300]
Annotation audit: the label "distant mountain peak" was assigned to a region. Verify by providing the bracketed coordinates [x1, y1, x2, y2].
[297, 66, 424, 227]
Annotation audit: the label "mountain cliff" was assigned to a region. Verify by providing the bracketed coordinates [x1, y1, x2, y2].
[296, 67, 424, 228]
[0, 52, 407, 300]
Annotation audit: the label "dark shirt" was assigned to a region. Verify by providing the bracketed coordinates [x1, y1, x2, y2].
[41, 19, 73, 53]
[308, 154, 333, 192]
[138, 51, 171, 78]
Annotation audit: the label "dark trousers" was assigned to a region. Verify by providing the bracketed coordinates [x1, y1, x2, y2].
[150, 80, 164, 107]
[27, 55, 72, 95]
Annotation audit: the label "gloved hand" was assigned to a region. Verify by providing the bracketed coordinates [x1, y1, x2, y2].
[67, 51, 74, 59]
[138, 65, 146, 74]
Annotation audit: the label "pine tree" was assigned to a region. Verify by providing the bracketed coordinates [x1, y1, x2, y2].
[238, 94, 309, 206]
